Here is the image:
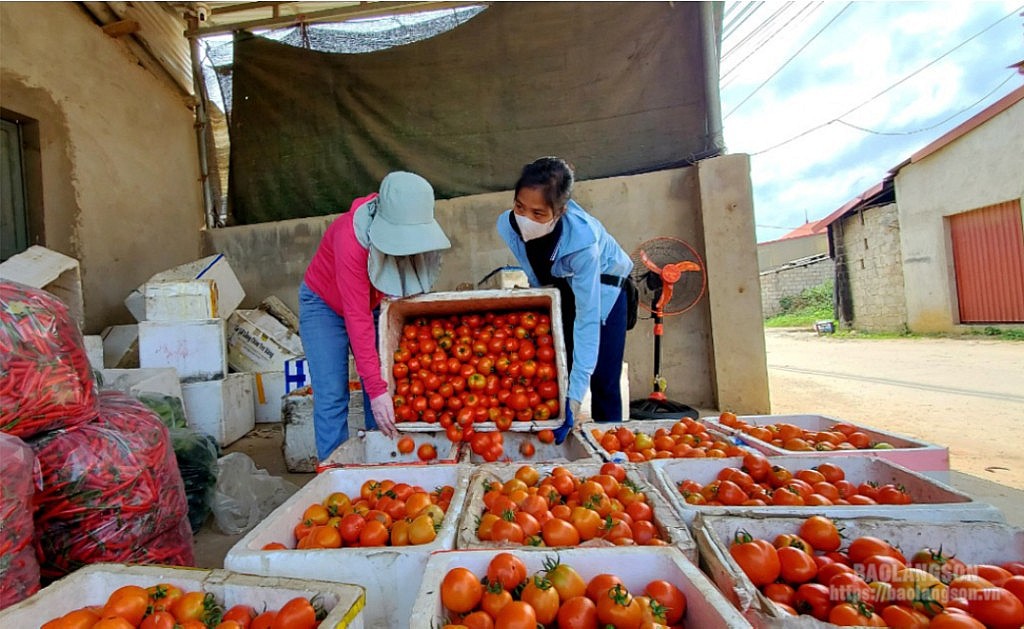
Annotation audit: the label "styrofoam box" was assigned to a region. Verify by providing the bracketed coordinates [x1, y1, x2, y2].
[409, 546, 752, 628]
[458, 429, 598, 464]
[101, 323, 139, 368]
[125, 253, 245, 322]
[96, 367, 184, 399]
[456, 461, 697, 561]
[139, 318, 228, 382]
[253, 371, 286, 423]
[380, 288, 568, 433]
[282, 389, 366, 473]
[83, 334, 104, 370]
[703, 413, 950, 472]
[321, 430, 461, 469]
[653, 454, 1004, 526]
[694, 513, 1024, 627]
[0, 563, 365, 628]
[227, 309, 305, 373]
[0, 245, 84, 330]
[144, 279, 220, 321]
[182, 373, 256, 446]
[225, 464, 472, 629]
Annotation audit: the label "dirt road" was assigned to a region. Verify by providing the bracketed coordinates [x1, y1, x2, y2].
[764, 328, 1024, 490]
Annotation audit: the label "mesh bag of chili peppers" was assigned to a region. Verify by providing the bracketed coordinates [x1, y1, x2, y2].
[0, 280, 99, 439]
[29, 390, 194, 580]
[0, 432, 41, 610]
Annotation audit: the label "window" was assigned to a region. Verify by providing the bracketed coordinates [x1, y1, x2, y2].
[1, 117, 29, 262]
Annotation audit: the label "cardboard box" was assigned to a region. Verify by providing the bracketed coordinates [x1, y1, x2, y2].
[139, 318, 228, 382]
[144, 279, 220, 321]
[253, 371, 286, 423]
[0, 563, 365, 628]
[320, 430, 461, 469]
[225, 464, 472, 629]
[227, 309, 304, 374]
[0, 245, 84, 329]
[409, 546, 751, 628]
[652, 454, 1004, 526]
[182, 373, 256, 446]
[100, 324, 139, 368]
[125, 254, 245, 322]
[702, 413, 950, 471]
[456, 461, 697, 561]
[380, 289, 568, 433]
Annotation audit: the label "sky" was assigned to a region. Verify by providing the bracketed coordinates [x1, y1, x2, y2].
[718, 1, 1024, 243]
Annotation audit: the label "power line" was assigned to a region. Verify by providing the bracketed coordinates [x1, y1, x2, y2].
[722, 2, 764, 42]
[722, 3, 800, 64]
[747, 5, 1024, 155]
[721, 3, 822, 87]
[724, 3, 853, 120]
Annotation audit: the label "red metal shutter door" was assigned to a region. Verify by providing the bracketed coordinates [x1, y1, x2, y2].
[949, 200, 1024, 323]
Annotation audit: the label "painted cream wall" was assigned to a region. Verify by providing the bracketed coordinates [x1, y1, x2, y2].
[0, 2, 204, 332]
[895, 98, 1024, 333]
[205, 155, 770, 413]
[757, 233, 828, 271]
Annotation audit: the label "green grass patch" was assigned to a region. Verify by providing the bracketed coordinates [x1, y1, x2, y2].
[969, 326, 1024, 341]
[765, 281, 834, 328]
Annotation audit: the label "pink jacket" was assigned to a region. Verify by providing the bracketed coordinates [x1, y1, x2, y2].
[303, 194, 387, 399]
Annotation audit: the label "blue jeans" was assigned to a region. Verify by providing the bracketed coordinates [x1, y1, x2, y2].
[298, 283, 378, 460]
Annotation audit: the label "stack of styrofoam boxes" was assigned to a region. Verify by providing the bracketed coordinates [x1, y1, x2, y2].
[0, 563, 366, 628]
[132, 254, 253, 447]
[226, 303, 304, 424]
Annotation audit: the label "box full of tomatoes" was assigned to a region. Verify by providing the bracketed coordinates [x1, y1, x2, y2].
[0, 563, 366, 628]
[379, 289, 568, 435]
[454, 460, 697, 561]
[408, 546, 752, 628]
[651, 451, 1003, 527]
[319, 430, 462, 470]
[224, 464, 471, 628]
[694, 513, 1024, 628]
[458, 428, 599, 464]
[705, 412, 950, 472]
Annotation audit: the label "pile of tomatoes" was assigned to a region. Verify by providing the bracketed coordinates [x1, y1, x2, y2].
[474, 462, 670, 547]
[262, 479, 455, 550]
[390, 311, 560, 440]
[726, 515, 1024, 627]
[717, 412, 899, 452]
[589, 418, 747, 462]
[439, 552, 688, 629]
[41, 584, 321, 629]
[676, 451, 914, 507]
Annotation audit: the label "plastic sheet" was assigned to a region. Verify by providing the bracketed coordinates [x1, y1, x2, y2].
[30, 391, 192, 579]
[0, 433, 41, 610]
[212, 452, 298, 535]
[0, 280, 98, 439]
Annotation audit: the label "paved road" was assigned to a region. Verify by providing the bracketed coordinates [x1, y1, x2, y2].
[764, 328, 1024, 490]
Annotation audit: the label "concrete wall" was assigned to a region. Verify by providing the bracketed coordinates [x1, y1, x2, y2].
[838, 203, 908, 332]
[205, 154, 771, 414]
[0, 2, 204, 332]
[895, 97, 1024, 333]
[759, 256, 834, 318]
[757, 233, 827, 271]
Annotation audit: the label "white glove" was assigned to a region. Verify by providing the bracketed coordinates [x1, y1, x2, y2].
[370, 392, 398, 439]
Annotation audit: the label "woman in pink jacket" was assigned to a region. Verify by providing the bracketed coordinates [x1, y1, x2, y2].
[299, 172, 451, 461]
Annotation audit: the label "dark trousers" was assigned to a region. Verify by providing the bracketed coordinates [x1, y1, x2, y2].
[563, 287, 627, 422]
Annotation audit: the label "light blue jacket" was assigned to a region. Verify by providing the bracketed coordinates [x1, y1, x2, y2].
[497, 200, 633, 403]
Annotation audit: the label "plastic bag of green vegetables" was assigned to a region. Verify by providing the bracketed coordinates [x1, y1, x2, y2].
[135, 392, 188, 429]
[169, 426, 219, 533]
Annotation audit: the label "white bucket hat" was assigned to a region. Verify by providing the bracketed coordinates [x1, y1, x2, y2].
[367, 172, 451, 256]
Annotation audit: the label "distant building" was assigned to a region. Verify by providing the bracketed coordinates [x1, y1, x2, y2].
[758, 219, 833, 318]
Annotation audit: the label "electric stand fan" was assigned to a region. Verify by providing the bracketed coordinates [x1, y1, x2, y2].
[628, 236, 707, 419]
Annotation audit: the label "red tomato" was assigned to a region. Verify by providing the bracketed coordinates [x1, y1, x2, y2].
[270, 597, 317, 629]
[441, 567, 483, 614]
[644, 579, 686, 624]
[140, 612, 178, 629]
[221, 604, 256, 628]
[556, 595, 598, 629]
[729, 532, 781, 586]
[967, 587, 1024, 629]
[250, 612, 278, 629]
[103, 585, 151, 626]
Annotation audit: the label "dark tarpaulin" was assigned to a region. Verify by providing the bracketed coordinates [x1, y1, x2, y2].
[229, 2, 719, 224]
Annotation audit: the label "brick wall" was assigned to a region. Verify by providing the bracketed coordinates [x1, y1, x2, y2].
[760, 255, 834, 318]
[838, 202, 908, 331]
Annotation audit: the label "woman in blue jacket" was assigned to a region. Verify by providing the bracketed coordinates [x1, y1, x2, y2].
[497, 156, 633, 426]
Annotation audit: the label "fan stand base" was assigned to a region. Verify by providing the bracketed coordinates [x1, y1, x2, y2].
[628, 395, 699, 421]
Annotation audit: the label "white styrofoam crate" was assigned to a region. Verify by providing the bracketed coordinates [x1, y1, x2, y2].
[0, 563, 365, 628]
[0, 245, 84, 330]
[144, 279, 220, 321]
[653, 454, 1004, 526]
[225, 464, 472, 629]
[182, 373, 256, 446]
[227, 309, 304, 374]
[694, 513, 1024, 627]
[125, 254, 245, 322]
[96, 367, 184, 400]
[455, 461, 697, 561]
[321, 430, 461, 469]
[101, 324, 139, 368]
[458, 429, 598, 465]
[282, 389, 365, 473]
[703, 413, 950, 471]
[253, 371, 286, 423]
[83, 334, 104, 370]
[139, 318, 228, 382]
[380, 289, 568, 434]
[409, 546, 751, 628]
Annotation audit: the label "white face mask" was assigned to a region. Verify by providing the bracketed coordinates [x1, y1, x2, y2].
[514, 212, 557, 242]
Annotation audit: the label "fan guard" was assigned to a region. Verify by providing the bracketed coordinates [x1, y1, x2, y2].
[629, 237, 707, 316]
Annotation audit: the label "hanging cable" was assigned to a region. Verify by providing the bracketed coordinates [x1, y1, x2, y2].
[721, 3, 823, 87]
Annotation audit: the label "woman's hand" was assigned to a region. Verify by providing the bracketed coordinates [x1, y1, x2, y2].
[369, 393, 398, 439]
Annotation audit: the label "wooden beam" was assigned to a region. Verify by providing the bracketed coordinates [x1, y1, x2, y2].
[102, 19, 141, 38]
[211, 2, 295, 16]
